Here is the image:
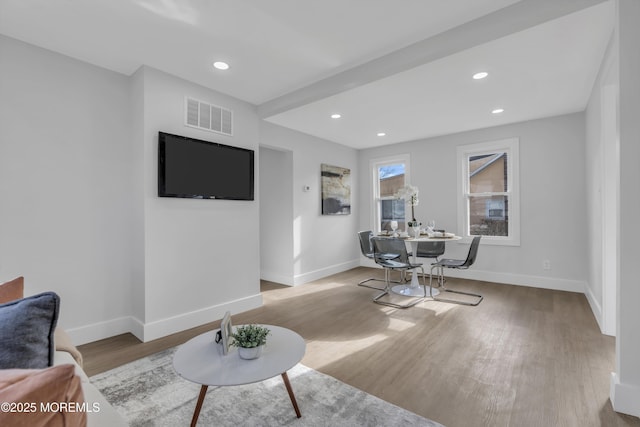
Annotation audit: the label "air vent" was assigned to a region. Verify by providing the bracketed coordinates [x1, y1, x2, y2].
[185, 97, 233, 136]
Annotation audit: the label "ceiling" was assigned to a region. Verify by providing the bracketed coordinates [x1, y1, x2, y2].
[0, 0, 614, 149]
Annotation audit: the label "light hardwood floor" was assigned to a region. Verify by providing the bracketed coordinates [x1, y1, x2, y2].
[79, 267, 640, 427]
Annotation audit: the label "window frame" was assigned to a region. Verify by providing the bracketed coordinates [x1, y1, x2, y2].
[457, 138, 520, 246]
[370, 154, 411, 233]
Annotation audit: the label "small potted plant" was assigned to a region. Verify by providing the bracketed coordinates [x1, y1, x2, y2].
[230, 324, 271, 360]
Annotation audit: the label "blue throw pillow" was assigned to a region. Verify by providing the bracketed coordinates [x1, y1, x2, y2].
[0, 292, 60, 369]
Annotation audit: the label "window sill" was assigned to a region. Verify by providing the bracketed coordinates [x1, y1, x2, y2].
[459, 236, 520, 247]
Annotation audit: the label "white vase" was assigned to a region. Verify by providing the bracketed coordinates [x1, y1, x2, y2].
[238, 345, 264, 360]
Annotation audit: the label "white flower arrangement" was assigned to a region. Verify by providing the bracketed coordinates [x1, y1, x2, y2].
[394, 184, 419, 207]
[394, 184, 421, 227]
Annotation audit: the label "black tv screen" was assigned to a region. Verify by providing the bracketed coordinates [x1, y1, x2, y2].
[158, 132, 254, 200]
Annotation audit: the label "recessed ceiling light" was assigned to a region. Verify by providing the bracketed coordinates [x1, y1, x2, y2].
[492, 108, 505, 114]
[213, 61, 230, 70]
[377, 132, 386, 137]
[331, 113, 341, 119]
[473, 72, 488, 80]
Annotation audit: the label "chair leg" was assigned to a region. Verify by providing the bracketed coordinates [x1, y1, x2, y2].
[430, 265, 483, 306]
[373, 268, 424, 309]
[373, 291, 425, 308]
[421, 259, 446, 286]
[358, 269, 403, 291]
[357, 277, 387, 290]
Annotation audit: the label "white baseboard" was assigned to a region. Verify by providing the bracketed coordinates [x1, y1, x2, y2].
[66, 293, 263, 345]
[442, 269, 586, 293]
[66, 316, 141, 346]
[261, 260, 361, 287]
[293, 259, 360, 286]
[358, 260, 586, 293]
[611, 372, 640, 417]
[141, 293, 263, 342]
[360, 258, 378, 269]
[584, 285, 605, 334]
[260, 270, 294, 286]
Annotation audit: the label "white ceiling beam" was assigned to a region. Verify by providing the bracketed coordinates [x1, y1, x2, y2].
[257, 0, 608, 118]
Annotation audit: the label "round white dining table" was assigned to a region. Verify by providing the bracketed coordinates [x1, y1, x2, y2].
[392, 235, 462, 297]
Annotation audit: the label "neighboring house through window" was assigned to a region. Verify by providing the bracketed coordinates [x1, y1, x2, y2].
[457, 138, 520, 246]
[371, 155, 410, 232]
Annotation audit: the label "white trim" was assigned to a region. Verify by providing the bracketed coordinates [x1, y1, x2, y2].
[68, 294, 263, 344]
[426, 268, 584, 293]
[141, 293, 263, 342]
[585, 283, 605, 334]
[263, 259, 362, 287]
[293, 259, 360, 286]
[360, 257, 379, 269]
[356, 264, 585, 294]
[611, 373, 640, 417]
[65, 316, 143, 346]
[457, 138, 520, 246]
[260, 270, 294, 286]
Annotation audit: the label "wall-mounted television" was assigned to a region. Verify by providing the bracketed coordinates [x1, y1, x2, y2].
[158, 132, 254, 200]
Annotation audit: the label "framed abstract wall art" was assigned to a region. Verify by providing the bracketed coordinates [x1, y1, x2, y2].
[321, 164, 351, 215]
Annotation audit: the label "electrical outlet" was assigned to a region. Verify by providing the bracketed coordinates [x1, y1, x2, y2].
[543, 260, 551, 270]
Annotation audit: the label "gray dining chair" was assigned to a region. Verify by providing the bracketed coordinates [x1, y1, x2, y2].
[429, 236, 483, 306]
[357, 231, 387, 290]
[416, 240, 445, 281]
[416, 240, 445, 262]
[371, 237, 426, 308]
[358, 231, 408, 290]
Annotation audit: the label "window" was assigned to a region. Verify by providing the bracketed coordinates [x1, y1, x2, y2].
[371, 155, 410, 232]
[457, 139, 520, 246]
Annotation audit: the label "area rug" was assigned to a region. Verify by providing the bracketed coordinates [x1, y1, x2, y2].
[91, 347, 443, 426]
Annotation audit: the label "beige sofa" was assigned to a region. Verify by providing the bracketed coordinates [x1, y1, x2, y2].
[53, 329, 126, 427]
[0, 277, 126, 426]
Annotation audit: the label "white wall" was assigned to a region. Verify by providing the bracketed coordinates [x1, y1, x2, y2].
[0, 37, 264, 344]
[0, 35, 357, 344]
[359, 113, 588, 292]
[610, 0, 640, 417]
[259, 147, 294, 285]
[0, 35, 134, 340]
[259, 122, 360, 285]
[137, 67, 262, 341]
[584, 32, 618, 335]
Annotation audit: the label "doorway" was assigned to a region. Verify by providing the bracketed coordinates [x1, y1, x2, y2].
[259, 146, 294, 285]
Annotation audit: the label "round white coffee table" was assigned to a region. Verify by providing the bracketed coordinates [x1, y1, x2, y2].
[173, 325, 306, 426]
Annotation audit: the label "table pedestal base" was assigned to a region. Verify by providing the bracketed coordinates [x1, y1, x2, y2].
[391, 284, 440, 297]
[390, 271, 440, 297]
